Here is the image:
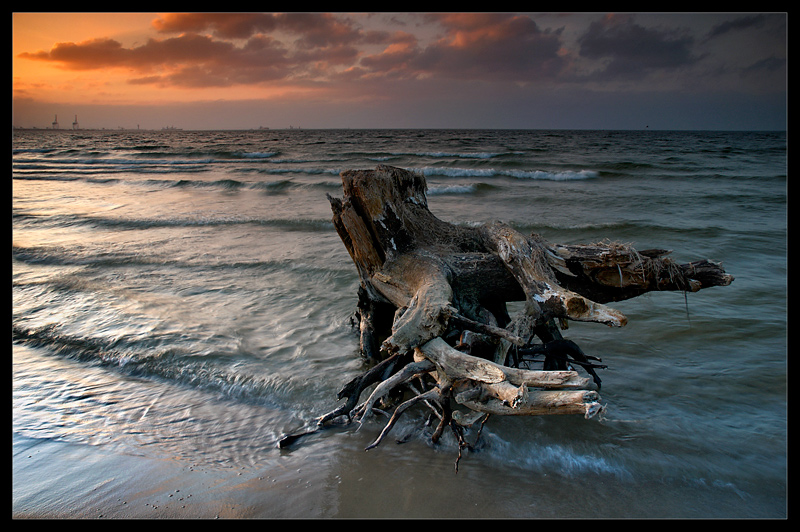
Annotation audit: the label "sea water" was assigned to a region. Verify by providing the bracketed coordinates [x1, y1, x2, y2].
[12, 128, 786, 518]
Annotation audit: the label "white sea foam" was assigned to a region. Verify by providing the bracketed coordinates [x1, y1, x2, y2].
[426, 184, 477, 195]
[419, 166, 599, 180]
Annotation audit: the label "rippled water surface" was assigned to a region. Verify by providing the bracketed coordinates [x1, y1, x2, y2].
[13, 129, 786, 518]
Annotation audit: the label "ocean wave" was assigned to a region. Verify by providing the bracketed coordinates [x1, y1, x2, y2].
[468, 429, 631, 479]
[336, 150, 503, 160]
[407, 151, 502, 159]
[11, 324, 300, 410]
[508, 220, 733, 242]
[254, 167, 342, 175]
[12, 212, 334, 233]
[12, 245, 352, 286]
[233, 151, 280, 159]
[12, 152, 279, 176]
[172, 178, 244, 189]
[250, 179, 295, 193]
[15, 156, 217, 166]
[12, 171, 340, 194]
[419, 166, 599, 180]
[427, 182, 499, 195]
[12, 147, 59, 155]
[13, 162, 211, 177]
[165, 175, 341, 191]
[14, 162, 597, 183]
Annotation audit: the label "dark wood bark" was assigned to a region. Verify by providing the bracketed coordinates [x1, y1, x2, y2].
[280, 165, 733, 459]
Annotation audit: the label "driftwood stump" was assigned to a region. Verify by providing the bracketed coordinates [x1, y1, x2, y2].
[280, 165, 733, 465]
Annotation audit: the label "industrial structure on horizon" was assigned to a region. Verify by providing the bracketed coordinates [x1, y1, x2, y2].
[49, 114, 80, 130]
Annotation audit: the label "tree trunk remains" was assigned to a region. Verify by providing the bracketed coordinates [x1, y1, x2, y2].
[279, 165, 733, 462]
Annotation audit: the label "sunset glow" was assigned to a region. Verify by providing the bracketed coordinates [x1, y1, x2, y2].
[12, 12, 787, 130]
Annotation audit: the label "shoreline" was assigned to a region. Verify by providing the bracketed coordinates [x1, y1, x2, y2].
[12, 433, 327, 519]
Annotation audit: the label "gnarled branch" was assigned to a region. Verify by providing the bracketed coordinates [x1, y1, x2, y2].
[281, 166, 732, 464]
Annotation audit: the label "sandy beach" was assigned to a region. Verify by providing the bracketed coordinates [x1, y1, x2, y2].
[12, 433, 331, 519]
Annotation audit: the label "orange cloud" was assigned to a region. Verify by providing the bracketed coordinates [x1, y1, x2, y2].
[12, 12, 787, 116]
[151, 12, 367, 48]
[17, 13, 401, 91]
[411, 13, 568, 80]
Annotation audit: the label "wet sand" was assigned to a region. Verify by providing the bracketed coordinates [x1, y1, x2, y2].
[12, 434, 329, 519]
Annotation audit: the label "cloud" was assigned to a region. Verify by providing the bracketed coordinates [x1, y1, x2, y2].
[575, 14, 701, 81]
[152, 12, 381, 49]
[18, 13, 572, 88]
[741, 55, 786, 77]
[19, 37, 132, 70]
[151, 12, 280, 39]
[356, 35, 419, 79]
[410, 13, 567, 81]
[20, 32, 311, 88]
[20, 33, 239, 70]
[18, 13, 409, 89]
[705, 14, 768, 40]
[13, 11, 787, 128]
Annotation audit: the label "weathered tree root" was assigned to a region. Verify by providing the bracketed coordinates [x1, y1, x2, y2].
[278, 165, 733, 466]
[365, 382, 448, 450]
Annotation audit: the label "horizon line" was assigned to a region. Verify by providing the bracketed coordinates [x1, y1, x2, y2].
[12, 126, 787, 133]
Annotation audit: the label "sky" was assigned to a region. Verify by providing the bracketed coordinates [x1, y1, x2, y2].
[12, 12, 787, 131]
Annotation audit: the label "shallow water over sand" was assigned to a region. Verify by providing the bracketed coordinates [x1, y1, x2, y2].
[13, 129, 786, 518]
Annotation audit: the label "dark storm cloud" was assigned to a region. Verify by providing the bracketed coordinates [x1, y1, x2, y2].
[410, 13, 567, 80]
[705, 14, 768, 39]
[576, 14, 701, 81]
[741, 55, 787, 77]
